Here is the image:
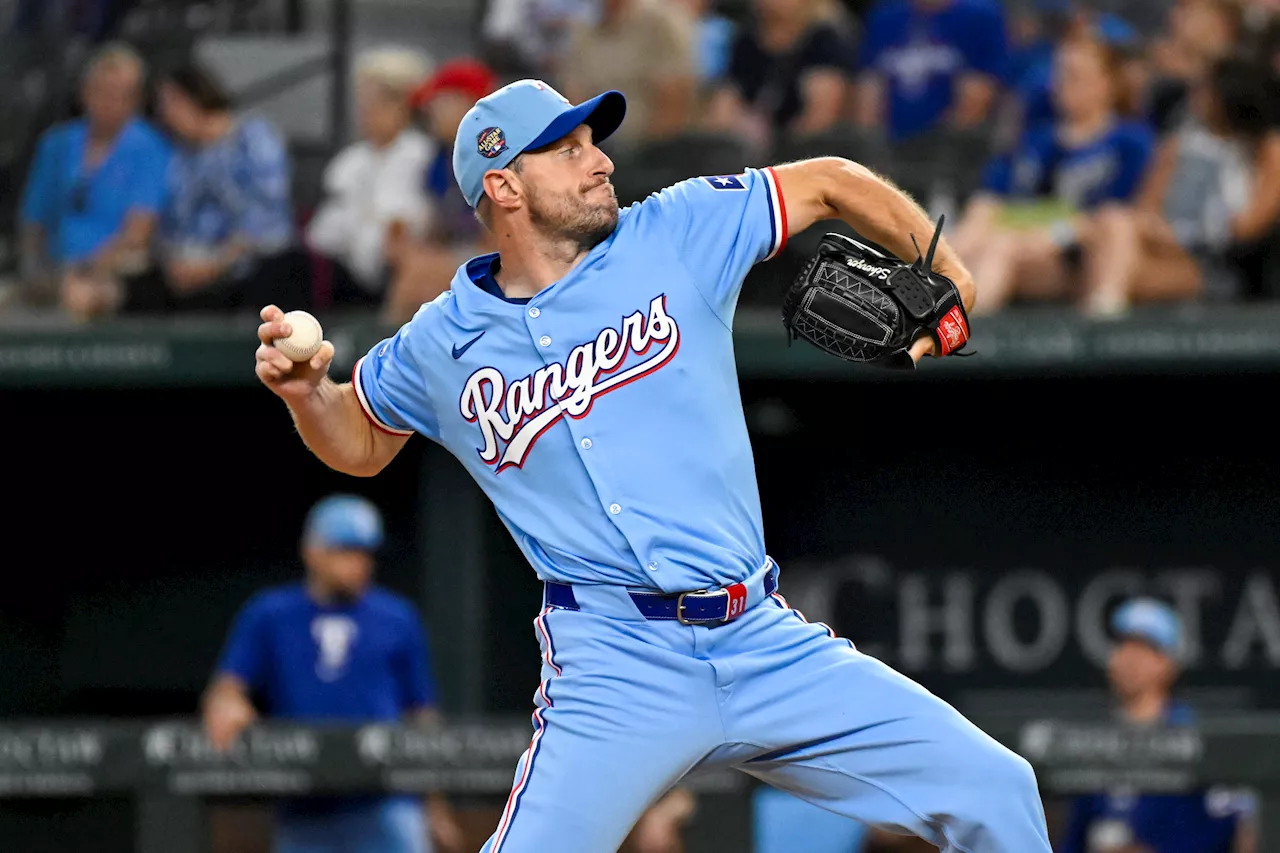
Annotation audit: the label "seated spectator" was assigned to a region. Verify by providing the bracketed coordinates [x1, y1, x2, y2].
[561, 0, 697, 155]
[706, 0, 853, 155]
[853, 0, 1007, 142]
[1145, 0, 1242, 133]
[951, 36, 1155, 316]
[305, 47, 434, 313]
[137, 62, 300, 313]
[18, 43, 170, 321]
[1003, 0, 1144, 136]
[384, 58, 500, 324]
[1092, 57, 1280, 307]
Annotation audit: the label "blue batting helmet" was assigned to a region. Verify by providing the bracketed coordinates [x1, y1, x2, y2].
[1111, 597, 1182, 657]
[303, 494, 384, 551]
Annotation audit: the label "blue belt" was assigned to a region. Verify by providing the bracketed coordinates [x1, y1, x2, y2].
[544, 563, 778, 626]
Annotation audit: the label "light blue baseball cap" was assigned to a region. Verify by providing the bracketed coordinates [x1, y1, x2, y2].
[452, 78, 627, 208]
[1111, 597, 1181, 656]
[303, 494, 384, 551]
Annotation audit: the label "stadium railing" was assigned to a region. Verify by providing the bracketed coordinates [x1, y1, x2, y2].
[1, 715, 1278, 853]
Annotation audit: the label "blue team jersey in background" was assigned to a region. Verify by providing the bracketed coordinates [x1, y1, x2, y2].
[981, 120, 1154, 211]
[1058, 702, 1254, 853]
[859, 0, 1008, 140]
[216, 583, 437, 816]
[217, 583, 437, 719]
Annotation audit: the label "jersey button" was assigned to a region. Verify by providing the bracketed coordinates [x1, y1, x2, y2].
[580, 438, 593, 449]
[647, 561, 658, 572]
[539, 335, 552, 347]
[609, 503, 621, 515]
[528, 307, 540, 318]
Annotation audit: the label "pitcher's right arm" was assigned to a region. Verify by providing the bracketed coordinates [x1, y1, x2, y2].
[256, 305, 409, 477]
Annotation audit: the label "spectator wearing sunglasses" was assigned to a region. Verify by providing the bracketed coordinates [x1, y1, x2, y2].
[17, 43, 171, 320]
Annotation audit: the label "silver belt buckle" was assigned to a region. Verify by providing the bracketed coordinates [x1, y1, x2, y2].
[676, 589, 728, 625]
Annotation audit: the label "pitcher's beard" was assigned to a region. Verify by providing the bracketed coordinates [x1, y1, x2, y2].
[528, 182, 619, 253]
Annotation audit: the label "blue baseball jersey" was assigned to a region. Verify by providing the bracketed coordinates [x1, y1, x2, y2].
[355, 168, 788, 592]
[1058, 703, 1254, 853]
[981, 121, 1154, 211]
[859, 0, 1008, 140]
[215, 583, 437, 719]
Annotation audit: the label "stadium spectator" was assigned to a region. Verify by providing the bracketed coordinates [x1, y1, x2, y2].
[137, 61, 300, 313]
[385, 59, 500, 325]
[202, 494, 465, 853]
[853, 0, 1008, 141]
[305, 47, 434, 313]
[477, 0, 595, 78]
[17, 43, 169, 320]
[951, 36, 1155, 316]
[1058, 597, 1257, 853]
[706, 0, 854, 155]
[1002, 0, 1143, 138]
[561, 0, 698, 154]
[1089, 56, 1280, 307]
[1145, 0, 1243, 133]
[671, 0, 738, 89]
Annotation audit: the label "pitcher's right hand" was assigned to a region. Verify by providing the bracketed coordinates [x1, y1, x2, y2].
[256, 304, 335, 403]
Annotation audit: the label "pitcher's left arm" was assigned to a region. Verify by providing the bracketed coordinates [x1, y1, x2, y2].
[772, 158, 977, 362]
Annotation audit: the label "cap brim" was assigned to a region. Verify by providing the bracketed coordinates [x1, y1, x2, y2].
[317, 539, 378, 551]
[525, 90, 627, 153]
[1116, 630, 1173, 654]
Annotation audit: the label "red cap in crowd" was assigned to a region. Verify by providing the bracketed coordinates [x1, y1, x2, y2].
[410, 58, 498, 109]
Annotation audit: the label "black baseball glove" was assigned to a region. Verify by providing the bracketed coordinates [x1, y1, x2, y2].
[781, 216, 972, 370]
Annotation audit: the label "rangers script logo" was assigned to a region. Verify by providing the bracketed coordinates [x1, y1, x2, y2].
[459, 296, 680, 472]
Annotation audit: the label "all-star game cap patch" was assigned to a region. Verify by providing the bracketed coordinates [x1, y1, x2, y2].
[477, 126, 507, 159]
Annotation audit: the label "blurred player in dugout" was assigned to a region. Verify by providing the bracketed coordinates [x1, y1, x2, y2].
[202, 494, 465, 853]
[1059, 597, 1258, 853]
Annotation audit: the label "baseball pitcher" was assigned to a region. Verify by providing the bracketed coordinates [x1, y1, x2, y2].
[254, 80, 1049, 853]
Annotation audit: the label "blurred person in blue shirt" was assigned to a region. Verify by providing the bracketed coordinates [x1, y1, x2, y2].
[1057, 597, 1257, 853]
[137, 61, 302, 313]
[853, 0, 1007, 141]
[18, 43, 170, 320]
[1003, 0, 1144, 136]
[950, 35, 1154, 316]
[202, 494, 464, 853]
[675, 0, 737, 86]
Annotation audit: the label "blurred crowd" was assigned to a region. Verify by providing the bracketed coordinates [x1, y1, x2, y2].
[7, 0, 1280, 324]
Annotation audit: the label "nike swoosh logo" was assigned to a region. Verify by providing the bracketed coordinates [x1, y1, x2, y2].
[452, 331, 485, 359]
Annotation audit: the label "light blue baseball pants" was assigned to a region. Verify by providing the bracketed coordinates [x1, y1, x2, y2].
[479, 576, 1051, 853]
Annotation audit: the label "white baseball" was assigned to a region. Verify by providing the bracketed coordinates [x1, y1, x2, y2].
[273, 310, 324, 362]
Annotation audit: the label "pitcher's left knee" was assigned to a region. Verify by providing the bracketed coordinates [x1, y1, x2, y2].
[942, 736, 1049, 852]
